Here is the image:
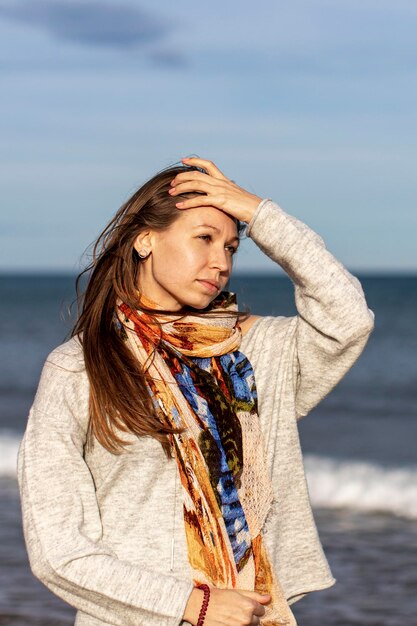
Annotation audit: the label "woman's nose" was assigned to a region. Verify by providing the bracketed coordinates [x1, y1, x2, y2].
[209, 246, 230, 271]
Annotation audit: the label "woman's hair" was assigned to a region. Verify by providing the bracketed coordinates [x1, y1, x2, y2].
[72, 163, 247, 458]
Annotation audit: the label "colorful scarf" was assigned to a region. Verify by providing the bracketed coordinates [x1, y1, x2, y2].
[117, 292, 296, 626]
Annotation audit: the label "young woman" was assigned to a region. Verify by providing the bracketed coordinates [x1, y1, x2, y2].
[18, 157, 374, 626]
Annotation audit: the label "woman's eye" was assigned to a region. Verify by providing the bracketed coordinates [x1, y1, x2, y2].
[197, 236, 237, 255]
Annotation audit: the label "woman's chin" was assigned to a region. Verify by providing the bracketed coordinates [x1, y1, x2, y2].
[180, 294, 218, 312]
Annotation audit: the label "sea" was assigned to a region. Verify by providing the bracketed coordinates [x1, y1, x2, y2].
[0, 273, 416, 626]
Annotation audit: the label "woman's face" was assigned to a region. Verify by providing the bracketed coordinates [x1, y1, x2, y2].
[135, 206, 239, 311]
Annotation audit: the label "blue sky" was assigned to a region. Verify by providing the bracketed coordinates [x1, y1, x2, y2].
[1, 0, 416, 273]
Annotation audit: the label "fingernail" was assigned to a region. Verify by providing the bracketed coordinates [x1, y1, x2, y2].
[176, 202, 184, 207]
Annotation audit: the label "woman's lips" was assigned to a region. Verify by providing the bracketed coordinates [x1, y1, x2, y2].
[197, 279, 220, 293]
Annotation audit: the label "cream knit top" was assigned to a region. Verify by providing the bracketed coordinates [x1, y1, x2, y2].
[17, 199, 374, 626]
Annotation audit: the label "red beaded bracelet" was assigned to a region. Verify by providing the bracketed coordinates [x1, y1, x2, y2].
[196, 584, 210, 626]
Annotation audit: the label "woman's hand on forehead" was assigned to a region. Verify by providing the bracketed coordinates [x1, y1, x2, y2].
[168, 157, 262, 224]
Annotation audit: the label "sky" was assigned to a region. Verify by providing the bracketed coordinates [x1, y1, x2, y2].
[0, 0, 416, 274]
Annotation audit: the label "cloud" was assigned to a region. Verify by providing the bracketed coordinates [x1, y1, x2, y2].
[149, 48, 188, 69]
[0, 0, 170, 49]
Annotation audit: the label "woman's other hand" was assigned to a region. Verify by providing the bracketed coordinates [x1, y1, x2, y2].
[169, 157, 262, 224]
[183, 586, 271, 626]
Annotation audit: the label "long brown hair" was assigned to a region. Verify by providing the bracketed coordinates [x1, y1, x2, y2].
[72, 163, 247, 458]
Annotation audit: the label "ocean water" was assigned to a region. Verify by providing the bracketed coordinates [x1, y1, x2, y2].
[0, 273, 416, 625]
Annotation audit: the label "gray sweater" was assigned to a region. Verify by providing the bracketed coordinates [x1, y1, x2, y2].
[17, 199, 374, 626]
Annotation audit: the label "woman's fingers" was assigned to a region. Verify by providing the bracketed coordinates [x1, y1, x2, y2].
[252, 602, 267, 617]
[170, 168, 235, 193]
[169, 176, 219, 197]
[203, 588, 270, 626]
[170, 156, 262, 223]
[169, 170, 231, 210]
[182, 156, 228, 180]
[239, 590, 270, 610]
[174, 194, 228, 210]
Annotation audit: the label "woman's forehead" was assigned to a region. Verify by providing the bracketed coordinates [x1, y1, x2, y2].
[176, 206, 238, 234]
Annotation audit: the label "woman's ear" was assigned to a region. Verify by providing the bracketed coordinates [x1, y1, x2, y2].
[133, 231, 153, 255]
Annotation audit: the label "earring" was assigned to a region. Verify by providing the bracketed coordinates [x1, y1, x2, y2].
[137, 249, 150, 260]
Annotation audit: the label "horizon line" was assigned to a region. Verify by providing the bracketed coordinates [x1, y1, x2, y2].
[1, 269, 416, 278]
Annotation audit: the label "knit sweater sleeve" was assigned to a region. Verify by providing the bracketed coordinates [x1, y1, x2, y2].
[243, 199, 374, 418]
[17, 342, 193, 626]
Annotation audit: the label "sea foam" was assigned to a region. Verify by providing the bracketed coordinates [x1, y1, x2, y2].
[304, 454, 417, 519]
[0, 431, 21, 478]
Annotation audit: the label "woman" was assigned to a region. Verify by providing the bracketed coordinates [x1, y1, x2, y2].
[17, 157, 374, 626]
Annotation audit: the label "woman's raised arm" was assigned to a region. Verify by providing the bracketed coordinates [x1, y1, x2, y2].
[245, 198, 374, 418]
